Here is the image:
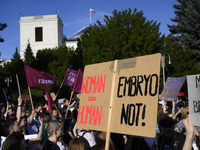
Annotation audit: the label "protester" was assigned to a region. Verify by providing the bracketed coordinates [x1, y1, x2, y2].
[41, 120, 63, 150]
[157, 116, 193, 150]
[2, 115, 44, 149]
[77, 129, 96, 148]
[42, 112, 52, 143]
[51, 108, 60, 121]
[19, 116, 28, 134]
[67, 137, 89, 150]
[27, 108, 41, 135]
[63, 110, 74, 145]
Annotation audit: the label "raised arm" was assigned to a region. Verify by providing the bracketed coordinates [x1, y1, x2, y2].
[29, 116, 44, 144]
[17, 96, 22, 122]
[182, 114, 195, 150]
[28, 110, 36, 125]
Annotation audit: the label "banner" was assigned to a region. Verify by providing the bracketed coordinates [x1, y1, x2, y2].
[62, 66, 78, 86]
[187, 74, 200, 126]
[24, 65, 56, 87]
[73, 69, 84, 93]
[160, 77, 186, 101]
[76, 53, 161, 138]
[44, 86, 54, 113]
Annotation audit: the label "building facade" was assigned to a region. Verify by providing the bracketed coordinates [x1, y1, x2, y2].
[19, 14, 68, 59]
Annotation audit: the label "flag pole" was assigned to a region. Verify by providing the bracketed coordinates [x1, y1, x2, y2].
[16, 74, 21, 97]
[90, 9, 91, 25]
[65, 91, 74, 117]
[28, 87, 34, 111]
[55, 82, 63, 100]
[3, 89, 8, 102]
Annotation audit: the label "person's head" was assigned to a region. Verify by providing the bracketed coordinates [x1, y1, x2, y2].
[35, 104, 42, 112]
[43, 112, 52, 124]
[160, 116, 175, 138]
[2, 132, 27, 150]
[176, 101, 185, 109]
[67, 137, 89, 150]
[47, 120, 63, 139]
[0, 105, 6, 113]
[19, 116, 26, 127]
[8, 107, 16, 116]
[65, 99, 69, 105]
[51, 109, 58, 118]
[4, 118, 23, 136]
[21, 109, 26, 117]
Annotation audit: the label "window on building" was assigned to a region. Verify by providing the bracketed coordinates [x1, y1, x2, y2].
[35, 27, 43, 42]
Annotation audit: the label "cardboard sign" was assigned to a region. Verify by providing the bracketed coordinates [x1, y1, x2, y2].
[160, 77, 186, 101]
[76, 54, 161, 137]
[44, 92, 56, 101]
[187, 74, 200, 126]
[21, 94, 30, 100]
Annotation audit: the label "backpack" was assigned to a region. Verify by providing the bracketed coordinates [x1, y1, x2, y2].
[76, 130, 91, 150]
[34, 140, 54, 150]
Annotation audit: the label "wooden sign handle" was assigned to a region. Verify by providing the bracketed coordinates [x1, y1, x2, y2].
[105, 60, 118, 150]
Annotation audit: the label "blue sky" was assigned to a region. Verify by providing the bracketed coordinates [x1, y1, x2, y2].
[0, 0, 178, 60]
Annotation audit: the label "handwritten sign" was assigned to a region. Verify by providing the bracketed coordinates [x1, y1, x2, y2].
[187, 74, 200, 126]
[21, 95, 30, 100]
[76, 54, 161, 137]
[160, 77, 186, 101]
[44, 92, 56, 101]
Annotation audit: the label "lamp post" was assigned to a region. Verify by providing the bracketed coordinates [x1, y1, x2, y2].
[162, 53, 171, 87]
[5, 76, 12, 88]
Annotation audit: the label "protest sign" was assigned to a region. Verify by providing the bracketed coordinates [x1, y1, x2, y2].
[160, 77, 186, 101]
[44, 92, 56, 101]
[21, 95, 30, 100]
[187, 74, 200, 126]
[76, 53, 161, 138]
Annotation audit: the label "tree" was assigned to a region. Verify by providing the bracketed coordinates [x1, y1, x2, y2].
[12, 47, 20, 61]
[78, 8, 166, 65]
[167, 0, 200, 61]
[24, 40, 35, 66]
[160, 35, 200, 93]
[0, 23, 7, 42]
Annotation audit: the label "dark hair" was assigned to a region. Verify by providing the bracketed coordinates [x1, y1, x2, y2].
[4, 118, 17, 136]
[2, 132, 24, 150]
[72, 109, 78, 121]
[43, 112, 51, 124]
[177, 101, 185, 109]
[8, 107, 16, 113]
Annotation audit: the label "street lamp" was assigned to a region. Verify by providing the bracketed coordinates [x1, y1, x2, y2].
[162, 53, 171, 87]
[5, 76, 12, 87]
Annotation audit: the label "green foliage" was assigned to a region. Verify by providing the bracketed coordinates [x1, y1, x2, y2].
[0, 23, 7, 42]
[160, 35, 200, 93]
[24, 40, 35, 66]
[167, 0, 200, 61]
[78, 8, 166, 65]
[12, 47, 20, 60]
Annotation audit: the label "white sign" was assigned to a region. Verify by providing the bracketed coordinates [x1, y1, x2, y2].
[187, 74, 200, 126]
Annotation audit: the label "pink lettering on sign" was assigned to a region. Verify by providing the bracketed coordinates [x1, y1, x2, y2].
[77, 105, 102, 125]
[88, 97, 97, 101]
[81, 75, 106, 94]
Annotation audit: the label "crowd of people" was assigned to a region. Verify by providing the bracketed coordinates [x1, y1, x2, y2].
[0, 93, 198, 150]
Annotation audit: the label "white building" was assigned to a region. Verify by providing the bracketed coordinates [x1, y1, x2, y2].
[19, 14, 71, 59]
